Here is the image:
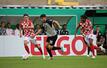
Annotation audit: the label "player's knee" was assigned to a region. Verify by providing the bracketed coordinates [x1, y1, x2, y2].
[89, 39, 93, 45]
[46, 43, 49, 47]
[46, 45, 51, 50]
[46, 45, 49, 48]
[46, 46, 50, 50]
[24, 40, 29, 45]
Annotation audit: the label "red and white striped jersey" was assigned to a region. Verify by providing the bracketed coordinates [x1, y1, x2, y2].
[19, 19, 35, 37]
[79, 19, 93, 35]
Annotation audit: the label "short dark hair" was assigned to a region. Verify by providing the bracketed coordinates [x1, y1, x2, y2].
[81, 15, 87, 19]
[23, 13, 29, 17]
[40, 14, 46, 18]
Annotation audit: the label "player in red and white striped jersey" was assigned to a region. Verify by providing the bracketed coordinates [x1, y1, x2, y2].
[75, 15, 105, 59]
[19, 14, 44, 60]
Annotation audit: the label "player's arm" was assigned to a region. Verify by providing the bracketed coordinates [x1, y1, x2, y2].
[28, 20, 34, 29]
[20, 29, 23, 37]
[35, 29, 42, 35]
[30, 22, 34, 29]
[53, 20, 62, 29]
[74, 24, 80, 38]
[19, 23, 23, 37]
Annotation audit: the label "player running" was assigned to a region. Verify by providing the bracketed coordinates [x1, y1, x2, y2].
[40, 14, 64, 60]
[19, 14, 44, 60]
[74, 15, 105, 59]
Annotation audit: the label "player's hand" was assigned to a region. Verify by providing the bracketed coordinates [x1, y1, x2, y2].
[82, 33, 86, 37]
[30, 33, 36, 39]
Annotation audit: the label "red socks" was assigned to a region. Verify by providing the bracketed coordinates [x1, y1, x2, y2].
[90, 45, 99, 56]
[24, 45, 30, 54]
[90, 45, 95, 56]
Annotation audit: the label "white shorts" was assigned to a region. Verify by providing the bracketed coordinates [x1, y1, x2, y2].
[84, 34, 97, 46]
[23, 36, 37, 44]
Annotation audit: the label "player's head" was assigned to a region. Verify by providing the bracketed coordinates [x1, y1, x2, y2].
[80, 15, 87, 23]
[23, 13, 29, 20]
[40, 14, 47, 23]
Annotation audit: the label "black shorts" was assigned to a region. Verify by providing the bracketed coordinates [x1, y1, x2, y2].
[46, 35, 57, 46]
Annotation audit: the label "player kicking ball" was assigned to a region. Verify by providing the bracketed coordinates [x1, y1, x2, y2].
[19, 14, 45, 60]
[40, 14, 64, 60]
[74, 15, 105, 59]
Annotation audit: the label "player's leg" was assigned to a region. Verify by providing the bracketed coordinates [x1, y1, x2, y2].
[87, 47, 91, 57]
[50, 35, 64, 52]
[51, 35, 61, 50]
[83, 36, 91, 57]
[99, 45, 106, 53]
[92, 44, 106, 53]
[24, 40, 30, 54]
[84, 34, 97, 58]
[51, 43, 64, 53]
[89, 38, 97, 58]
[35, 44, 45, 59]
[35, 45, 43, 55]
[88, 34, 105, 58]
[22, 37, 30, 60]
[30, 37, 43, 54]
[46, 43, 53, 60]
[30, 37, 45, 59]
[46, 45, 63, 60]
[46, 36, 53, 59]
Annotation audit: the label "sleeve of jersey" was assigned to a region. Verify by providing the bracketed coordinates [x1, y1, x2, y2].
[29, 20, 34, 28]
[19, 21, 23, 29]
[46, 19, 53, 27]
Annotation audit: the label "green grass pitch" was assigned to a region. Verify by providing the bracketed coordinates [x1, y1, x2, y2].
[0, 56, 107, 68]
